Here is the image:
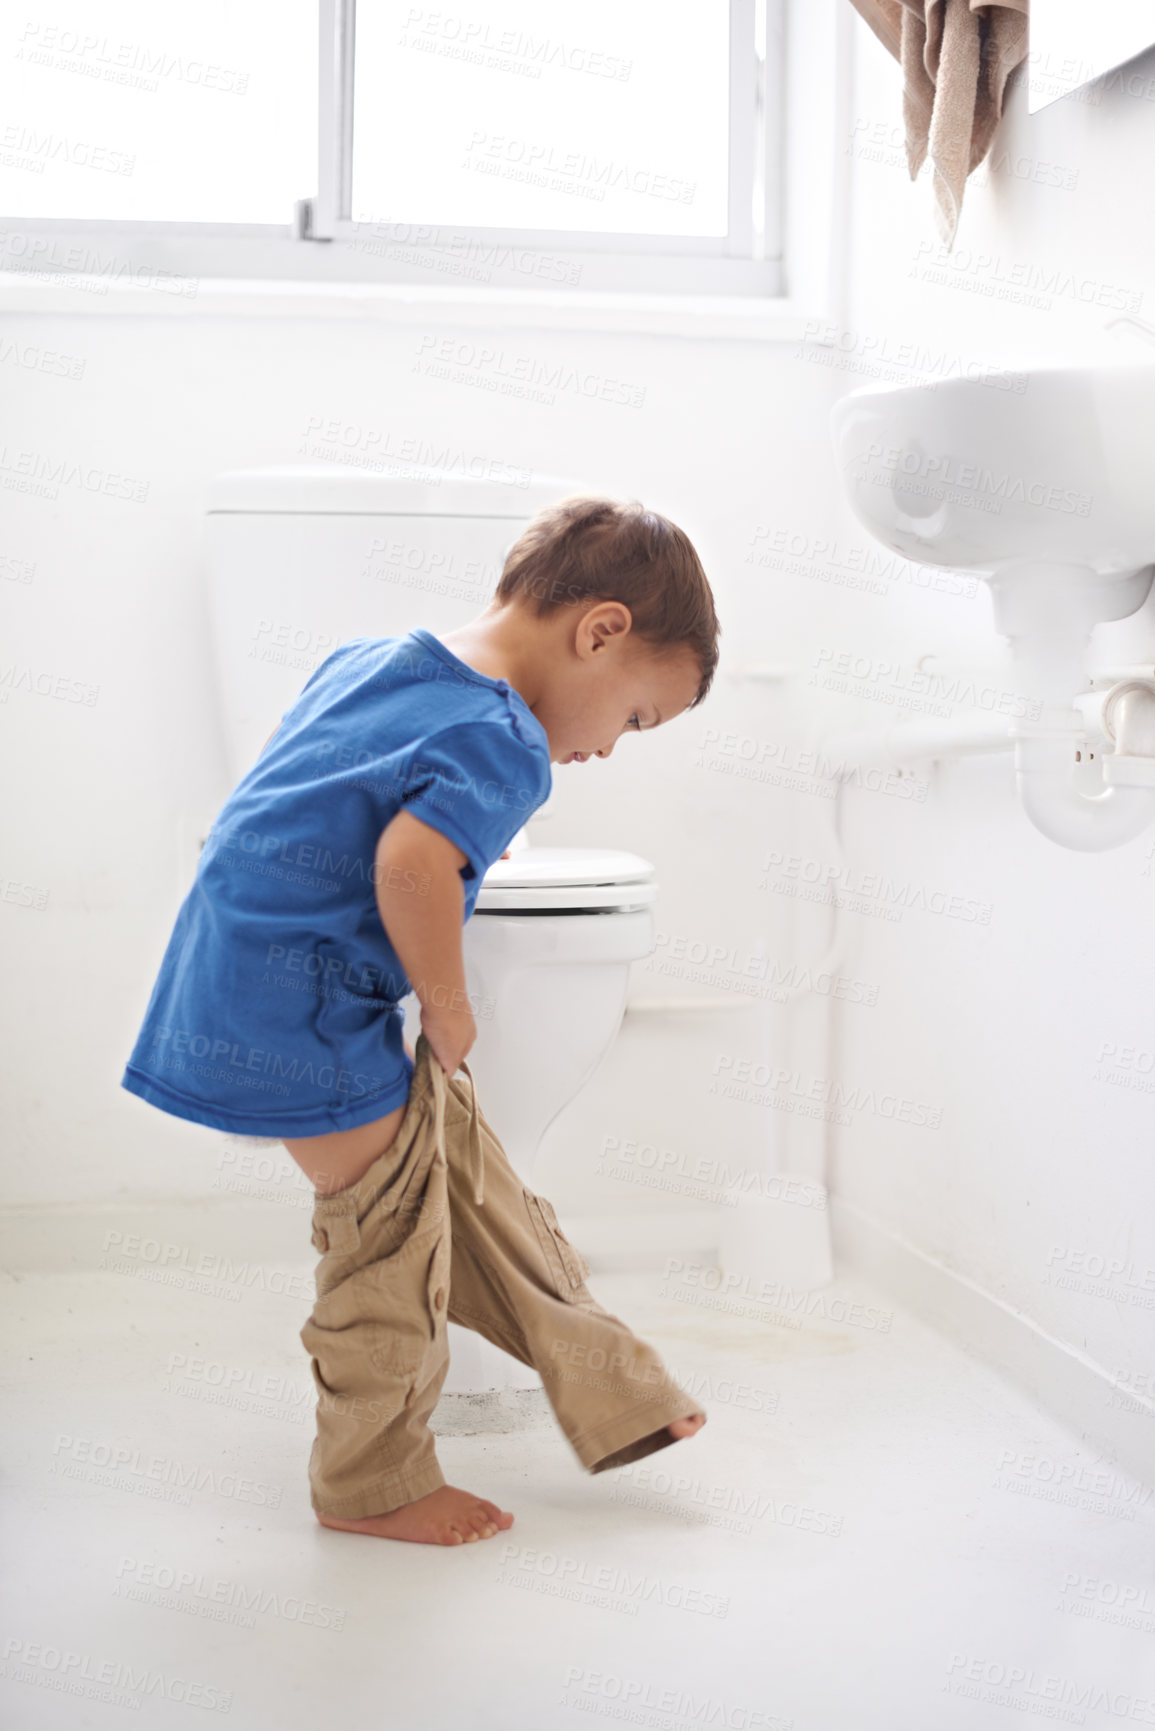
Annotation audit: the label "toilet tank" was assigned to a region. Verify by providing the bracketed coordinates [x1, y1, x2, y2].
[204, 465, 582, 784]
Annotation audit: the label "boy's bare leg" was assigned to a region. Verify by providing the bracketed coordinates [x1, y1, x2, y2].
[285, 1101, 409, 1197]
[283, 1101, 515, 1547]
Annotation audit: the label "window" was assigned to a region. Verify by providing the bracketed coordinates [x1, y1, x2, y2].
[0, 0, 316, 222]
[0, 0, 782, 297]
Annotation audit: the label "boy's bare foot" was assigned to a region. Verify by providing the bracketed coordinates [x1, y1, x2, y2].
[668, 1411, 707, 1441]
[316, 1484, 514, 1546]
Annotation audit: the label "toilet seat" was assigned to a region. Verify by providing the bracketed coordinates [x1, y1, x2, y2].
[474, 847, 657, 913]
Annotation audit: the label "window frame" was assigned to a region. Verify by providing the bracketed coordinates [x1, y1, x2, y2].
[0, 0, 785, 299]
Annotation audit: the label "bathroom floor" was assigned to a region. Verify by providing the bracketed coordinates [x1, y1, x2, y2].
[3, 1253, 1151, 1731]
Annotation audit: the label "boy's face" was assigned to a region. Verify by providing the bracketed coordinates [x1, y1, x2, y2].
[538, 602, 704, 765]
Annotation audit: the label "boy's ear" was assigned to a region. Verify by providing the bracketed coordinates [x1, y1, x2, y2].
[584, 602, 632, 653]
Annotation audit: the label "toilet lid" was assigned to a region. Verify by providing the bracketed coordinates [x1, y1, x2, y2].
[475, 847, 657, 912]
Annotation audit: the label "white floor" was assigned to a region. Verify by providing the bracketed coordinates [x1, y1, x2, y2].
[3, 1253, 1153, 1731]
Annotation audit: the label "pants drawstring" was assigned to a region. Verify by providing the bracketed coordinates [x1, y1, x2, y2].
[429, 1047, 485, 1207]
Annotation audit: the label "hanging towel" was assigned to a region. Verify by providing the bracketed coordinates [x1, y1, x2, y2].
[847, 0, 1029, 247]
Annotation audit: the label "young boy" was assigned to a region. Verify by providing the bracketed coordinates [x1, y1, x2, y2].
[121, 493, 720, 1547]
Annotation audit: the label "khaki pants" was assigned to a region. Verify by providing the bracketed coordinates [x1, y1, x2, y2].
[299, 1032, 702, 1519]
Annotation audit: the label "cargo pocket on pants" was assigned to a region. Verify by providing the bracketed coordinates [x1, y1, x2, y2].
[303, 1203, 440, 1405]
[417, 1225, 452, 1384]
[304, 1257, 428, 1398]
[362, 1228, 444, 1379]
[523, 1188, 591, 1297]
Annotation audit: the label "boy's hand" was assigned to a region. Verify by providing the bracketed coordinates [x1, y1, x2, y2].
[420, 1003, 478, 1077]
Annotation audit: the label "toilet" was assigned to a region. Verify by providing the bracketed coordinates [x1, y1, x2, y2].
[204, 466, 658, 1398]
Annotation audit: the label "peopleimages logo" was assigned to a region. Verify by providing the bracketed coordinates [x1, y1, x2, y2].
[312, 737, 541, 814]
[760, 849, 993, 926]
[150, 1025, 387, 1100]
[864, 439, 1093, 516]
[209, 822, 374, 885]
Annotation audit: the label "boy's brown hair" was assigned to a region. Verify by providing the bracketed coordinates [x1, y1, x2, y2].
[493, 495, 720, 709]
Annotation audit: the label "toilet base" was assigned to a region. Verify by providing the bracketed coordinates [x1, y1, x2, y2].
[429, 1385, 552, 1437]
[438, 1320, 544, 1395]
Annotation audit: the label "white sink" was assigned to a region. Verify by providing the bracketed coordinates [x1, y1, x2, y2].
[828, 362, 1155, 852]
[830, 361, 1155, 637]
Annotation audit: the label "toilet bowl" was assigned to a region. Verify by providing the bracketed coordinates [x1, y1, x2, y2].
[464, 844, 657, 1179]
[202, 465, 659, 1401]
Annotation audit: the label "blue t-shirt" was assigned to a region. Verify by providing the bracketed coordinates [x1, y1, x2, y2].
[121, 628, 553, 1137]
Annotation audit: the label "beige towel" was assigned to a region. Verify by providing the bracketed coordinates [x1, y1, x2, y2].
[848, 0, 1029, 247]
